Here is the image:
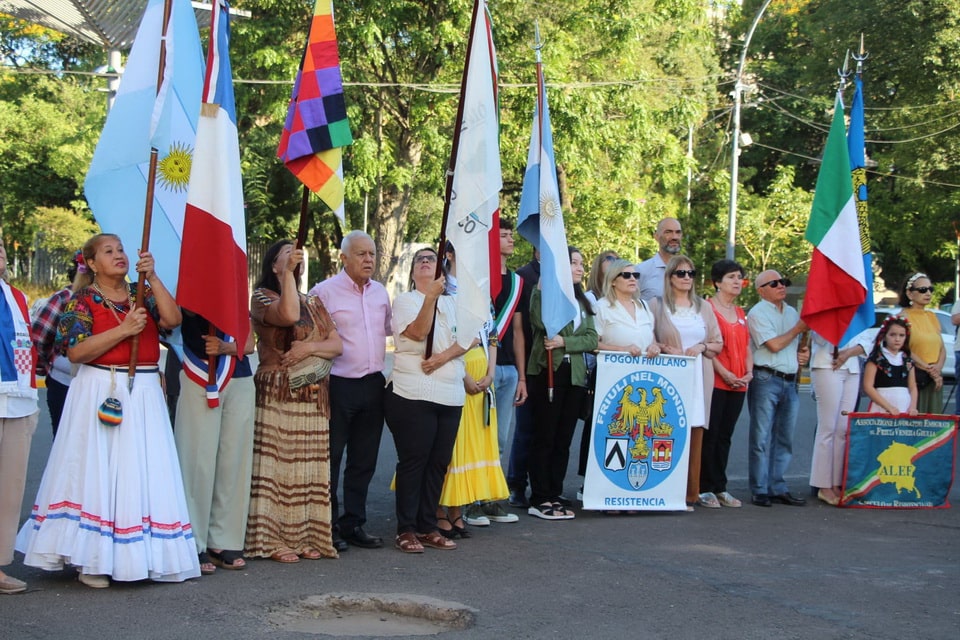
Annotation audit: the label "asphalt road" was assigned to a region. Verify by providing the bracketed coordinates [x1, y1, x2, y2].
[3, 384, 959, 640]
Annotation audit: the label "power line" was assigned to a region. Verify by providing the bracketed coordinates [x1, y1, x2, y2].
[749, 140, 960, 189]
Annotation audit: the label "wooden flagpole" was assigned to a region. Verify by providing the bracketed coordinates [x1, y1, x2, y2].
[129, 0, 174, 391]
[532, 23, 554, 402]
[425, 0, 485, 359]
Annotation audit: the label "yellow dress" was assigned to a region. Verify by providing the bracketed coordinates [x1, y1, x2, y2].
[439, 346, 509, 506]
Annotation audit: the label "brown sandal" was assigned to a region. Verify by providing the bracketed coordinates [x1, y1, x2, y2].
[417, 531, 457, 550]
[269, 548, 300, 563]
[300, 547, 323, 560]
[394, 532, 424, 554]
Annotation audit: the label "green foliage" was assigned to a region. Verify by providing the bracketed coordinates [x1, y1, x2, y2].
[4, 0, 955, 297]
[33, 206, 98, 254]
[0, 72, 102, 268]
[725, 0, 960, 293]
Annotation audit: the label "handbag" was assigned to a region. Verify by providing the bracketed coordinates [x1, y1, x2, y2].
[288, 354, 333, 391]
[98, 366, 122, 427]
[914, 366, 932, 390]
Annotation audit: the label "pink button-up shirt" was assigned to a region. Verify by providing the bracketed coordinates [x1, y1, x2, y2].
[310, 270, 392, 379]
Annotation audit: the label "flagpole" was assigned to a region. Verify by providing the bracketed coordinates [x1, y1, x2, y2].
[531, 23, 555, 402]
[295, 185, 311, 274]
[425, 0, 485, 359]
[129, 0, 174, 391]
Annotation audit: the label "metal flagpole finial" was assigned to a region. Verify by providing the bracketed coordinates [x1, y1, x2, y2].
[853, 33, 869, 76]
[838, 49, 851, 90]
[532, 20, 543, 62]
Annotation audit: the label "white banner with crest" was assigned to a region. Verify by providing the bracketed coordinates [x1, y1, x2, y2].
[583, 352, 697, 511]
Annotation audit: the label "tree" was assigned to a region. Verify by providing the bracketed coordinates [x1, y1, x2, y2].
[722, 0, 960, 297]
[230, 0, 722, 284]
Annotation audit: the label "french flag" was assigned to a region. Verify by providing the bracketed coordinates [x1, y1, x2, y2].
[177, 0, 249, 349]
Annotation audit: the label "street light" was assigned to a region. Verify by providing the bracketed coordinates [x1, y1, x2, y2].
[726, 0, 774, 261]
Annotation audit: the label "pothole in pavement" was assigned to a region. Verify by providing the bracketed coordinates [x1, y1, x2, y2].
[268, 593, 477, 636]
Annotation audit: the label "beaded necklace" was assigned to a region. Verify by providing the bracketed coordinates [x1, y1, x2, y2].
[91, 281, 134, 318]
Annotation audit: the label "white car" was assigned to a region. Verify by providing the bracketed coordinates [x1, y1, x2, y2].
[860, 307, 955, 379]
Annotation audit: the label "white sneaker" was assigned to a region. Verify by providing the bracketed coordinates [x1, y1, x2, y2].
[463, 504, 490, 526]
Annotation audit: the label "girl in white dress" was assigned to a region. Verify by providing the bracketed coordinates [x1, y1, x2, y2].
[862, 315, 918, 415]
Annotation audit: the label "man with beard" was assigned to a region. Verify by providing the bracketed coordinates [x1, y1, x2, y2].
[636, 217, 682, 301]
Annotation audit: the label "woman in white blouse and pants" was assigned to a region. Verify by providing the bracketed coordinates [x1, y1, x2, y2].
[809, 332, 869, 506]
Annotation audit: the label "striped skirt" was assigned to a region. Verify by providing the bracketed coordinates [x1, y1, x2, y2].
[244, 368, 337, 559]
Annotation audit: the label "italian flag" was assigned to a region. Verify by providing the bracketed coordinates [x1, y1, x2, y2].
[801, 92, 866, 345]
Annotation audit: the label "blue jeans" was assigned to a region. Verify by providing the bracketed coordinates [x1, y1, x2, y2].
[507, 396, 534, 493]
[747, 369, 799, 496]
[955, 352, 960, 415]
[494, 364, 519, 455]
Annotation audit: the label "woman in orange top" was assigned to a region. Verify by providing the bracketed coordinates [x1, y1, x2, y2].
[701, 259, 752, 509]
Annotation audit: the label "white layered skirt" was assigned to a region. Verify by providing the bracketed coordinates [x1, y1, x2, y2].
[16, 364, 200, 582]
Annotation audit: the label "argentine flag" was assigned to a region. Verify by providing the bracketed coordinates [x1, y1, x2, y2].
[517, 62, 578, 337]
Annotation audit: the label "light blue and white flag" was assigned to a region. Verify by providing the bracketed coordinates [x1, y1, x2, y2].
[517, 60, 578, 337]
[84, 0, 204, 295]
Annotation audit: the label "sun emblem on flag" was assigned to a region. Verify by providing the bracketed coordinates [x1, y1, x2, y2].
[157, 141, 193, 192]
[540, 191, 561, 220]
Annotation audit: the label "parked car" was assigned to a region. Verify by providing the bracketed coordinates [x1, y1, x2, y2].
[860, 307, 955, 379]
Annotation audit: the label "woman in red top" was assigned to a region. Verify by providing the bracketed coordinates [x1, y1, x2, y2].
[701, 260, 752, 508]
[17, 233, 199, 588]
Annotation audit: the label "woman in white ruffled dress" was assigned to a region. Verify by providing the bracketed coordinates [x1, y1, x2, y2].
[16, 233, 199, 587]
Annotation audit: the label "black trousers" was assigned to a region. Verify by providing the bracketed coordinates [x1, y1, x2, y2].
[329, 373, 386, 532]
[385, 388, 461, 535]
[700, 387, 746, 494]
[527, 362, 585, 507]
[45, 375, 70, 438]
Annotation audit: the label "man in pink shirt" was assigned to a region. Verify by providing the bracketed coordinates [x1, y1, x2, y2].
[310, 231, 393, 550]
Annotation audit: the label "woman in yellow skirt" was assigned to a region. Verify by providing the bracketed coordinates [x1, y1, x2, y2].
[437, 330, 509, 538]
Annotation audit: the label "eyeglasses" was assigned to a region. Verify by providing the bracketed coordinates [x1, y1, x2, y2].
[414, 254, 437, 264]
[671, 269, 696, 279]
[759, 278, 791, 289]
[617, 272, 640, 280]
[909, 286, 934, 294]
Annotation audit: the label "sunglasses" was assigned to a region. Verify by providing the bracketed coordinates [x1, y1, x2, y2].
[759, 278, 791, 289]
[617, 272, 640, 280]
[671, 269, 696, 278]
[603, 255, 618, 262]
[909, 286, 934, 294]
[414, 254, 437, 264]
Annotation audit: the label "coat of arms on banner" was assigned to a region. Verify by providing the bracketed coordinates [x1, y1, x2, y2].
[595, 375, 688, 492]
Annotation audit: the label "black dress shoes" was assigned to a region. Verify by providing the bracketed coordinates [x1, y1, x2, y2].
[342, 526, 383, 549]
[332, 535, 349, 552]
[508, 490, 529, 509]
[751, 494, 772, 507]
[771, 492, 807, 506]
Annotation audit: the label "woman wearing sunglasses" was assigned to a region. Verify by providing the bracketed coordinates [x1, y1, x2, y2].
[386, 247, 467, 552]
[649, 256, 722, 510]
[898, 273, 945, 413]
[596, 261, 659, 359]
